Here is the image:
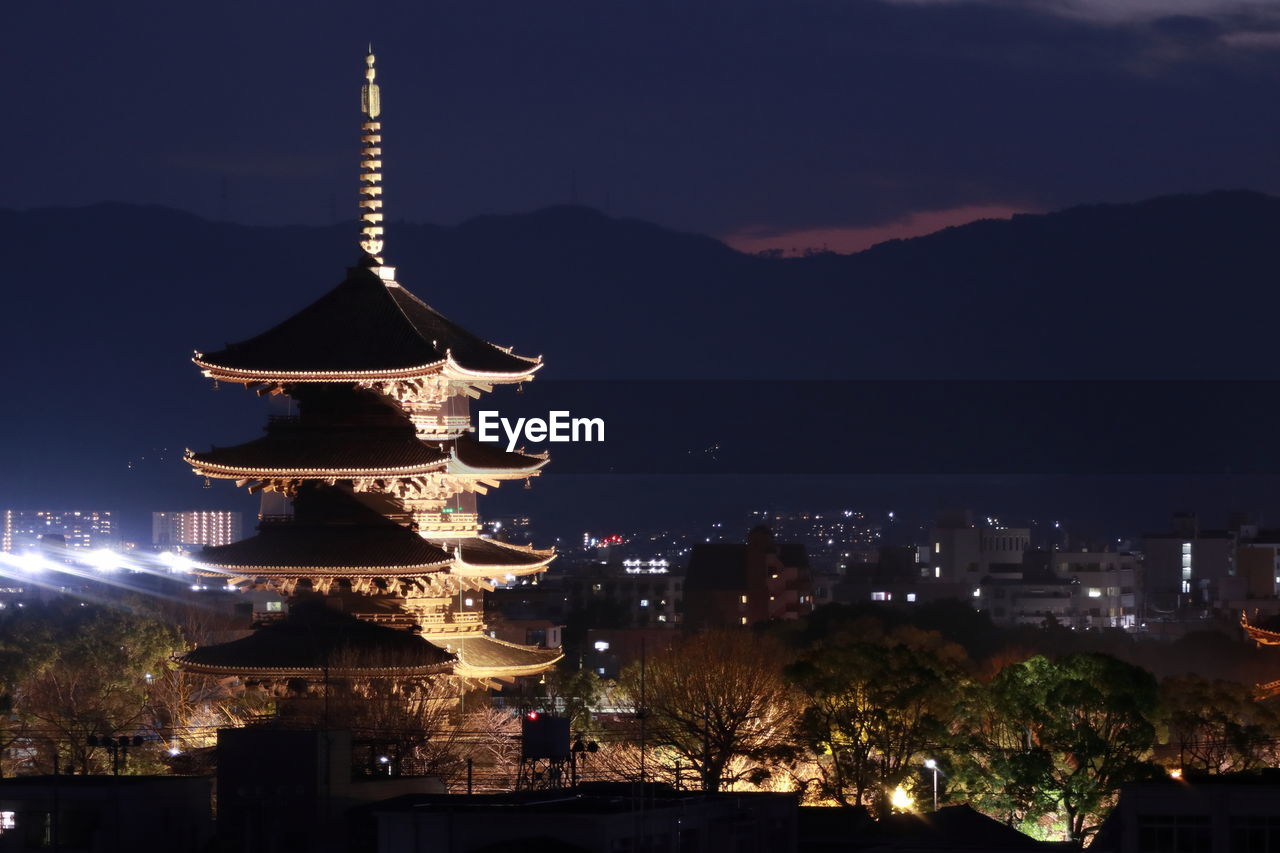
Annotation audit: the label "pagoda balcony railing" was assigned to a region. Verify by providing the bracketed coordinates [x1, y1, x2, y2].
[267, 414, 301, 426]
[356, 612, 419, 628]
[416, 611, 484, 634]
[258, 514, 296, 525]
[418, 512, 479, 533]
[411, 415, 472, 436]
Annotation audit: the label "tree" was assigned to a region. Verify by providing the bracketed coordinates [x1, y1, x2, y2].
[0, 600, 186, 774]
[531, 663, 604, 732]
[1159, 675, 1280, 774]
[786, 621, 969, 812]
[618, 631, 798, 792]
[967, 654, 1161, 845]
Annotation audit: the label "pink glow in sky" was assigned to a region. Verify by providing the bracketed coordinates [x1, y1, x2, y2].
[722, 204, 1033, 256]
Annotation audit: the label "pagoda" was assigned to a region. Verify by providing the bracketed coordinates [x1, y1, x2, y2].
[178, 51, 562, 691]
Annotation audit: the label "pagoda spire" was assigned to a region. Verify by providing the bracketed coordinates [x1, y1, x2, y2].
[359, 48, 386, 263]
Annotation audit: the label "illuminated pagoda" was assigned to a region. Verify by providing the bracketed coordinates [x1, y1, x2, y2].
[1240, 612, 1280, 698]
[179, 50, 561, 691]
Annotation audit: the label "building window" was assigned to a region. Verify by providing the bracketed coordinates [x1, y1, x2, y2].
[1138, 815, 1209, 853]
[1231, 816, 1280, 852]
[1087, 588, 1102, 598]
[740, 617, 748, 625]
[906, 593, 917, 602]
[265, 600, 283, 612]
[1181, 580, 1191, 594]
[934, 566, 941, 578]
[934, 542, 941, 554]
[0, 811, 14, 831]
[871, 591, 888, 601]
[593, 641, 610, 652]
[639, 599, 649, 607]
[740, 594, 748, 604]
[972, 588, 981, 598]
[657, 614, 667, 622]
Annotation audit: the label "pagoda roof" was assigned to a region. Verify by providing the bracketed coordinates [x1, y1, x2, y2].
[187, 427, 545, 481]
[452, 434, 548, 477]
[194, 262, 540, 383]
[428, 635, 562, 679]
[177, 602, 455, 677]
[444, 537, 556, 576]
[187, 424, 449, 479]
[193, 520, 452, 576]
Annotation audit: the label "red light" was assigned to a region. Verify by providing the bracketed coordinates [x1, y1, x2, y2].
[527, 711, 539, 721]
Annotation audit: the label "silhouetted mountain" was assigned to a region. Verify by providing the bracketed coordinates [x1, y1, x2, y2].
[2, 191, 1279, 535]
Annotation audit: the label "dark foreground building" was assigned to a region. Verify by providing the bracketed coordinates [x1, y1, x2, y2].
[1092, 771, 1280, 852]
[0, 775, 213, 852]
[363, 783, 797, 853]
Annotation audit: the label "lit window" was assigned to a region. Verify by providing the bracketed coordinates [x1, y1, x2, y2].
[657, 614, 667, 622]
[934, 542, 941, 554]
[972, 588, 981, 598]
[0, 811, 14, 831]
[463, 597, 474, 607]
[1087, 588, 1102, 598]
[934, 567, 941, 579]
[640, 599, 649, 607]
[597, 667, 607, 675]
[871, 591, 887, 601]
[1182, 580, 1191, 594]
[740, 595, 748, 604]
[740, 616, 748, 625]
[265, 601, 283, 612]
[593, 641, 610, 652]
[906, 593, 917, 602]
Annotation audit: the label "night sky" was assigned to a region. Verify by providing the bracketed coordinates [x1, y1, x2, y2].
[6, 0, 1280, 544]
[4, 0, 1280, 250]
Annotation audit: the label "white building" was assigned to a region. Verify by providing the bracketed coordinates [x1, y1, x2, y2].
[152, 511, 243, 549]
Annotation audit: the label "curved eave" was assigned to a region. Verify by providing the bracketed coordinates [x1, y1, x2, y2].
[193, 355, 448, 384]
[185, 452, 449, 481]
[449, 453, 549, 479]
[442, 351, 543, 384]
[1242, 611, 1280, 645]
[452, 549, 556, 577]
[192, 561, 453, 577]
[425, 635, 563, 679]
[452, 560, 554, 578]
[175, 659, 454, 678]
[193, 352, 542, 386]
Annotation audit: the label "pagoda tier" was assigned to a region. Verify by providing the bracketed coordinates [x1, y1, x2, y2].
[191, 487, 453, 577]
[177, 601, 455, 679]
[186, 425, 546, 497]
[194, 261, 540, 386]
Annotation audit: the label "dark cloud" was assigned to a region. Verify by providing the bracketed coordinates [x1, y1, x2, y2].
[3, 0, 1279, 236]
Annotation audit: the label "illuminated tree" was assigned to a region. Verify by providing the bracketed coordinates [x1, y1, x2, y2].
[969, 654, 1162, 844]
[1159, 675, 1280, 774]
[786, 622, 969, 812]
[618, 631, 798, 792]
[0, 600, 185, 774]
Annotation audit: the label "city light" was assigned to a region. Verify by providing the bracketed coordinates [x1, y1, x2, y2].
[890, 786, 914, 812]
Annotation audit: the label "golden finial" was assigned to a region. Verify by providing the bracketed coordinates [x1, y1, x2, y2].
[359, 48, 385, 263]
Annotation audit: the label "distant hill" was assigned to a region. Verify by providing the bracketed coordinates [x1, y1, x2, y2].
[2, 190, 1279, 529]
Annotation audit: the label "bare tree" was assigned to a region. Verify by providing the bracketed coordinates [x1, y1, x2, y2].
[618, 631, 799, 792]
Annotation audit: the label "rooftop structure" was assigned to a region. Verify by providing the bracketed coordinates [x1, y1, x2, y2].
[179, 50, 560, 693]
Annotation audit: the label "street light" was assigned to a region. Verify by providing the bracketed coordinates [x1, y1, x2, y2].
[924, 759, 939, 811]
